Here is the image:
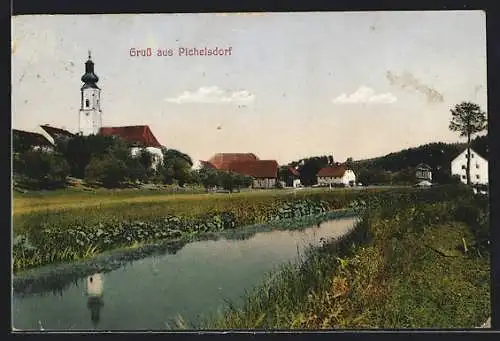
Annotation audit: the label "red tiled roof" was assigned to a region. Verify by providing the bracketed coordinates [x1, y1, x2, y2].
[317, 165, 347, 178]
[98, 125, 162, 148]
[208, 153, 259, 170]
[13, 129, 54, 147]
[227, 160, 278, 179]
[40, 125, 74, 138]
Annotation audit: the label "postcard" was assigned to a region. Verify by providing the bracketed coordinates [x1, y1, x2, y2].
[11, 11, 490, 331]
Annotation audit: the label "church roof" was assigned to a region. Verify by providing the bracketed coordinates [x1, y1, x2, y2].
[81, 51, 100, 89]
[98, 125, 162, 148]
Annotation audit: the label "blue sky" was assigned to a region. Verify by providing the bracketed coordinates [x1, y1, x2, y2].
[12, 11, 487, 164]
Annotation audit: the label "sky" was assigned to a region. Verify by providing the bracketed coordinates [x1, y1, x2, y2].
[11, 11, 487, 165]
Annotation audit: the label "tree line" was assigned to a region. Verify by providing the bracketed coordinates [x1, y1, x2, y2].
[12, 134, 252, 191]
[12, 101, 487, 190]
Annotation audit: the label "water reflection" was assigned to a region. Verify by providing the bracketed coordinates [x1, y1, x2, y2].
[13, 214, 356, 299]
[86, 274, 104, 327]
[13, 217, 356, 330]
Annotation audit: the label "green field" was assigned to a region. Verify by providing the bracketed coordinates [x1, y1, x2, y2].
[13, 187, 399, 272]
[13, 187, 390, 230]
[13, 187, 330, 214]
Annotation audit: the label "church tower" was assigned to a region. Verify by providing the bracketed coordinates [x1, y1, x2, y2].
[79, 51, 102, 135]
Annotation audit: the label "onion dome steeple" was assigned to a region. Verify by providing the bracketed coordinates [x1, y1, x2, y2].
[81, 50, 100, 89]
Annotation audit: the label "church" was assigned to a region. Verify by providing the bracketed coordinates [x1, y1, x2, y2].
[13, 52, 165, 170]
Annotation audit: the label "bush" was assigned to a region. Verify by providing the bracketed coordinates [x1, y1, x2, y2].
[452, 197, 490, 248]
[14, 150, 70, 189]
[126, 157, 148, 183]
[85, 155, 129, 188]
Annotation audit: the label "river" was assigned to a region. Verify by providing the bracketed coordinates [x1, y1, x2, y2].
[12, 217, 356, 331]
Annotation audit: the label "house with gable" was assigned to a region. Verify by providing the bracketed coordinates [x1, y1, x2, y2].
[415, 163, 432, 183]
[316, 164, 356, 187]
[98, 125, 164, 169]
[12, 129, 55, 153]
[451, 148, 488, 185]
[198, 153, 279, 189]
[227, 160, 279, 189]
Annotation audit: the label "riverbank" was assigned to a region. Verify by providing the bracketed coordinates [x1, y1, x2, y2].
[199, 191, 490, 329]
[12, 185, 471, 273]
[13, 209, 356, 295]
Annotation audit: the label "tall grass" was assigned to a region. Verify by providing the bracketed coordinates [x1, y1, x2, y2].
[197, 188, 490, 329]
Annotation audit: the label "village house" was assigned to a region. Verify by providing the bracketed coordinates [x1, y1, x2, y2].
[227, 160, 279, 189]
[198, 153, 279, 189]
[451, 148, 488, 185]
[415, 163, 432, 181]
[12, 129, 55, 153]
[98, 125, 164, 170]
[316, 164, 357, 187]
[279, 166, 302, 188]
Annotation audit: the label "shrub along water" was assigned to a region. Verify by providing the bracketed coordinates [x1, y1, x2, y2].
[198, 188, 489, 329]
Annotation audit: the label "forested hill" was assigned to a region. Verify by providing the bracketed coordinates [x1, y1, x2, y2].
[353, 134, 488, 172]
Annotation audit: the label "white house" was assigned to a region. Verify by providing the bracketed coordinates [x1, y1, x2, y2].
[451, 148, 488, 185]
[317, 165, 357, 187]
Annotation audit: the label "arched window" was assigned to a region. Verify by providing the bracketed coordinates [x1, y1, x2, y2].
[85, 99, 90, 108]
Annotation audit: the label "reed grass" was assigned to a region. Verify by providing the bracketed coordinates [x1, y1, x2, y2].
[195, 190, 490, 329]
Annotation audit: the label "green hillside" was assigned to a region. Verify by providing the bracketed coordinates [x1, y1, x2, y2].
[351, 135, 487, 185]
[284, 135, 487, 186]
[355, 135, 487, 170]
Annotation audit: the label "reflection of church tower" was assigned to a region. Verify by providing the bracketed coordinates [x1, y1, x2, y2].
[79, 51, 102, 136]
[86, 273, 104, 328]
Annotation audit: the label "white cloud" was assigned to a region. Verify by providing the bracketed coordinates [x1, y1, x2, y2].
[165, 86, 255, 104]
[332, 86, 397, 104]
